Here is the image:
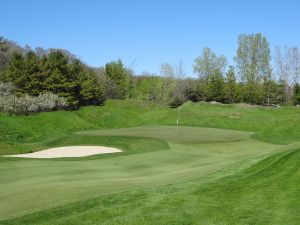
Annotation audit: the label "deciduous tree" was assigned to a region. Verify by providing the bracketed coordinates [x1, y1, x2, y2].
[234, 33, 272, 104]
[105, 60, 131, 99]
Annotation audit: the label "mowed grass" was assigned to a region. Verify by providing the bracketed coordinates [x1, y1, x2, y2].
[1, 100, 300, 224]
[0, 126, 290, 221]
[2, 148, 300, 225]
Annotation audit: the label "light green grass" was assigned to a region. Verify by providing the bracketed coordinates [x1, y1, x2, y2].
[3, 148, 299, 225]
[1, 100, 300, 224]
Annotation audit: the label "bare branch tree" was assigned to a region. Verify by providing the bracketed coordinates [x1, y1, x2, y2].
[173, 61, 188, 100]
[275, 46, 293, 104]
[160, 63, 175, 101]
[288, 47, 300, 85]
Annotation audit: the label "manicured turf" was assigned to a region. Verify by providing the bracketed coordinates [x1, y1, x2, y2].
[2, 148, 299, 225]
[0, 100, 300, 224]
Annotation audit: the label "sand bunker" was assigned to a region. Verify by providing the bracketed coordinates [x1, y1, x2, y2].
[7, 146, 122, 158]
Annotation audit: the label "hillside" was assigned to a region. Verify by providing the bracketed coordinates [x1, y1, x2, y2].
[1, 100, 300, 156]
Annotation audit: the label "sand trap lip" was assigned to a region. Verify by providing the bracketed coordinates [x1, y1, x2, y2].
[6, 146, 122, 158]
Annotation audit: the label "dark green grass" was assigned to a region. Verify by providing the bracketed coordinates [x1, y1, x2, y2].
[2, 148, 299, 225]
[0, 99, 160, 144]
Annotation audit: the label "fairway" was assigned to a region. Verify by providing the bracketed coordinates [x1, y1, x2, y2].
[0, 125, 291, 222]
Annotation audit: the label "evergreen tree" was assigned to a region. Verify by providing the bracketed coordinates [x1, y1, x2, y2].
[44, 51, 78, 107]
[224, 66, 237, 103]
[207, 70, 225, 102]
[2, 52, 26, 95]
[242, 81, 264, 105]
[292, 83, 300, 105]
[69, 59, 87, 103]
[196, 78, 209, 101]
[80, 70, 105, 105]
[262, 76, 278, 106]
[0, 36, 9, 72]
[24, 51, 46, 95]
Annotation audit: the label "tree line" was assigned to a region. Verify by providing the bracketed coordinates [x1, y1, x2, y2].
[0, 33, 300, 114]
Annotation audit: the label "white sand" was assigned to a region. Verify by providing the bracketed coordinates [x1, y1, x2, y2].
[7, 146, 122, 158]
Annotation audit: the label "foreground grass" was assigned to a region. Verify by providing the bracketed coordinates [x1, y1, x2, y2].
[2, 148, 299, 225]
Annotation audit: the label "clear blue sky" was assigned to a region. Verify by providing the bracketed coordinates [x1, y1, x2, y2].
[1, 0, 299, 76]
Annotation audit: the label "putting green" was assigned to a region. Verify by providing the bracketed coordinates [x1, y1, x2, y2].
[0, 126, 290, 221]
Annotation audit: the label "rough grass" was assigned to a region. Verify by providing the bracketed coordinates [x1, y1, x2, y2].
[1, 100, 300, 150]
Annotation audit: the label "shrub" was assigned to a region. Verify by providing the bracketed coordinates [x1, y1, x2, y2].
[169, 97, 184, 108]
[0, 82, 14, 96]
[0, 90, 68, 115]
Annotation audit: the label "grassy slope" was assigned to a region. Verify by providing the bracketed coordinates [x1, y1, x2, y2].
[1, 100, 300, 152]
[1, 100, 300, 223]
[0, 100, 160, 155]
[143, 102, 300, 144]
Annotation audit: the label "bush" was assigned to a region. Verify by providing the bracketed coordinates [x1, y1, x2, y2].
[0, 91, 68, 115]
[169, 97, 184, 108]
[0, 82, 14, 96]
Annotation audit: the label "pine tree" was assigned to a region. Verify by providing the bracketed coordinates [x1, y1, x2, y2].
[224, 66, 237, 103]
[2, 52, 27, 95]
[44, 51, 78, 107]
[80, 70, 105, 106]
[24, 51, 46, 95]
[292, 83, 300, 105]
[0, 36, 9, 72]
[207, 70, 225, 102]
[262, 76, 278, 106]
